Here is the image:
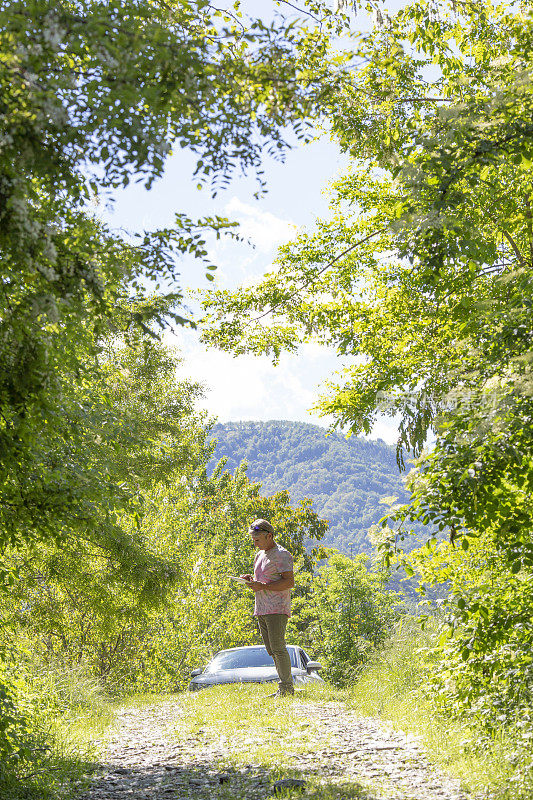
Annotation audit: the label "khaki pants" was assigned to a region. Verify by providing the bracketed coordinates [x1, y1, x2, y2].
[257, 614, 294, 695]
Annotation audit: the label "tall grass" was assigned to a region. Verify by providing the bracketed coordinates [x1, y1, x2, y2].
[345, 619, 533, 800]
[0, 659, 116, 800]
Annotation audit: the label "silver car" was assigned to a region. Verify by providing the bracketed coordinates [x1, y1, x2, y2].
[189, 645, 324, 691]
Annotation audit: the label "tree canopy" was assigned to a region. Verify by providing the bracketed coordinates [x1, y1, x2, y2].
[202, 0, 532, 458]
[0, 2, 344, 776]
[0, 0, 343, 558]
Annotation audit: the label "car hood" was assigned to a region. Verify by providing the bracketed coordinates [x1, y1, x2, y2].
[192, 666, 290, 685]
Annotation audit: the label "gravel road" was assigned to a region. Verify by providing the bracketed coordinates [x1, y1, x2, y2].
[79, 697, 474, 800]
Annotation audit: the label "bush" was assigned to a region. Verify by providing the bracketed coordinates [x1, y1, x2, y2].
[0, 665, 32, 774]
[290, 551, 400, 686]
[349, 618, 533, 800]
[0, 652, 114, 799]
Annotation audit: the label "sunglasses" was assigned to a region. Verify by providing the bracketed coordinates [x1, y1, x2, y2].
[250, 526, 269, 534]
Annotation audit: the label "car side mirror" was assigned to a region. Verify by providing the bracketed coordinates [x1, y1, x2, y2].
[306, 661, 322, 673]
[190, 668, 202, 677]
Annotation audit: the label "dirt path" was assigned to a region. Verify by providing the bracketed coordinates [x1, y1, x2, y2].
[80, 697, 472, 800]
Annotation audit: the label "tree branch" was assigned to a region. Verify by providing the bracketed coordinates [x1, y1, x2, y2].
[245, 228, 385, 327]
[524, 192, 533, 266]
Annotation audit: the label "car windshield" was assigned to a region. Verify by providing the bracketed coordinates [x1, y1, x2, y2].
[205, 647, 297, 672]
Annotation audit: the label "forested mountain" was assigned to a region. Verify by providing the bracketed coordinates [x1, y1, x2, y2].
[209, 420, 408, 554]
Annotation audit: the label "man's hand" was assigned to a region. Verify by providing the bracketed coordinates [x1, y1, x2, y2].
[244, 580, 265, 592]
[241, 573, 295, 592]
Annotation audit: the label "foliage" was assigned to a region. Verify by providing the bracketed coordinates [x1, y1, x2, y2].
[387, 315, 533, 728]
[1, 457, 328, 694]
[289, 551, 398, 686]
[0, 665, 31, 775]
[0, 0, 342, 558]
[210, 420, 413, 554]
[0, 0, 342, 788]
[0, 334, 329, 793]
[403, 460, 533, 730]
[349, 620, 533, 800]
[0, 653, 116, 800]
[202, 0, 532, 445]
[202, 0, 533, 735]
[109, 464, 327, 691]
[0, 334, 209, 590]
[0, 335, 207, 788]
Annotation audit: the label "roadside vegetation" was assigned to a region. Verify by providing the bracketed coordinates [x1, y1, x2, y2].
[345, 621, 533, 800]
[0, 659, 115, 800]
[1, 0, 532, 798]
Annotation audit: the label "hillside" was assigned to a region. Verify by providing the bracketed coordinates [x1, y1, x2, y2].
[209, 420, 410, 555]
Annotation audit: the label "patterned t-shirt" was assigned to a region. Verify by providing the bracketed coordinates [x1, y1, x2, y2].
[253, 543, 294, 617]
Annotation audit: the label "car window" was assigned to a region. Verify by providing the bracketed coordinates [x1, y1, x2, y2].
[299, 649, 309, 667]
[205, 647, 298, 672]
[206, 649, 274, 671]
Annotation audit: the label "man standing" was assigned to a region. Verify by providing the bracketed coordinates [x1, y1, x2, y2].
[241, 518, 295, 697]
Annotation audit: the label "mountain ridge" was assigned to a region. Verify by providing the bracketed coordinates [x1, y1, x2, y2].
[209, 420, 409, 555]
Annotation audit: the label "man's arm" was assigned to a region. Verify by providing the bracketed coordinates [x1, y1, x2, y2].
[246, 571, 295, 592]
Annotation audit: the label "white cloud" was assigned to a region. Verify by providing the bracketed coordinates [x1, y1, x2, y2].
[176, 339, 316, 422]
[189, 199, 298, 290]
[173, 331, 399, 445]
[364, 416, 400, 446]
[224, 197, 298, 253]
[175, 332, 321, 418]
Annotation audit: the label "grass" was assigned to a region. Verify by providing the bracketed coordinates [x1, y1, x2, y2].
[342, 620, 533, 800]
[166, 626, 533, 800]
[170, 684, 378, 799]
[0, 662, 118, 800]
[6, 630, 532, 800]
[172, 683, 327, 768]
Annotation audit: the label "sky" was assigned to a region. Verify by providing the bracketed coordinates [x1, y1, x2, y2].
[101, 3, 401, 446]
